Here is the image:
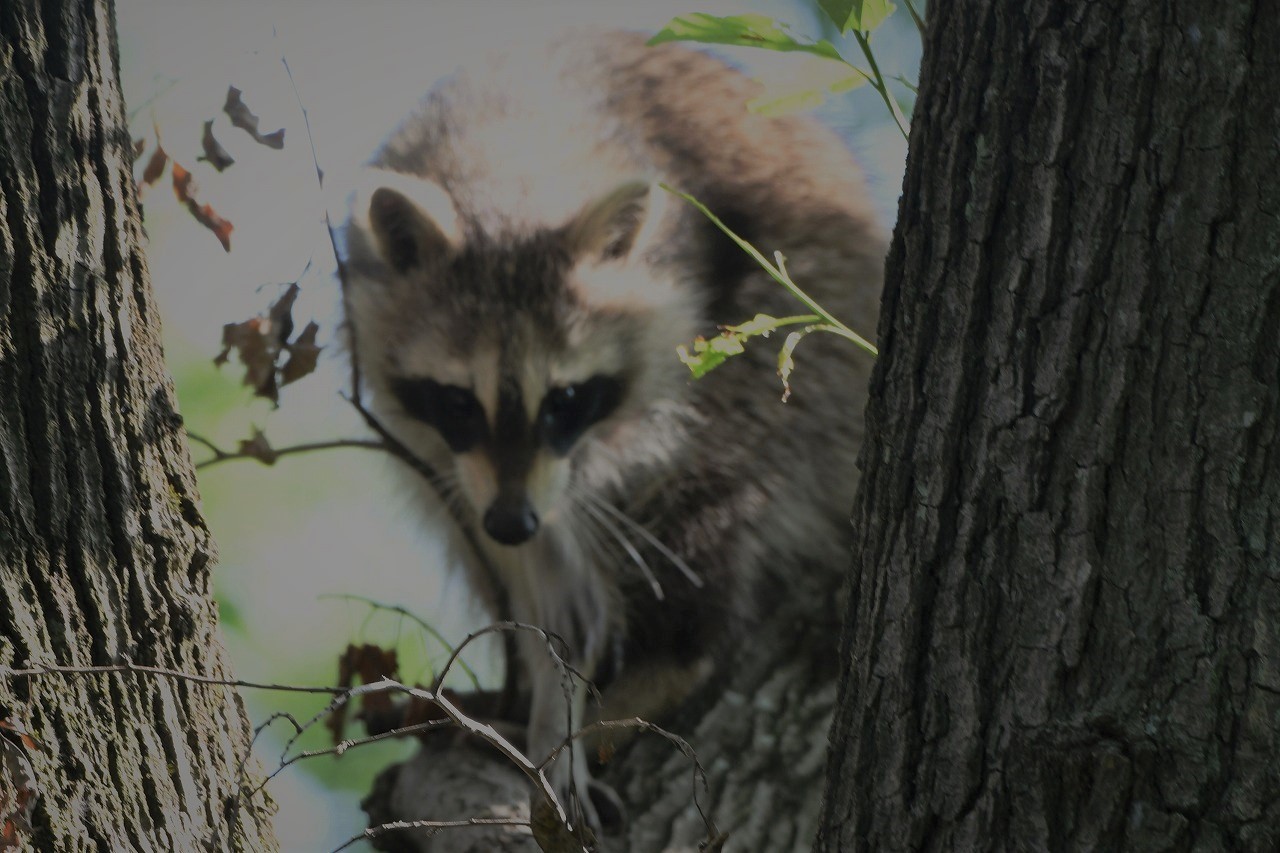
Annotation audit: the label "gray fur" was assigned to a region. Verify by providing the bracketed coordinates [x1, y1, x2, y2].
[341, 30, 885, 832]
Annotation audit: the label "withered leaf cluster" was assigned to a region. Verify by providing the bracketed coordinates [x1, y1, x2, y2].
[131, 84, 287, 252]
[214, 284, 322, 404]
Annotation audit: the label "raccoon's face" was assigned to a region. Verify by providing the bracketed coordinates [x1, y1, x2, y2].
[344, 170, 697, 547]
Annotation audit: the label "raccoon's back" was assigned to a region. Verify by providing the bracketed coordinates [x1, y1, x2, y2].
[371, 30, 883, 320]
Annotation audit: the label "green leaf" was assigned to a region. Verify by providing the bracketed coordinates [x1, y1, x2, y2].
[649, 13, 843, 62]
[679, 313, 824, 379]
[854, 0, 898, 32]
[678, 336, 738, 377]
[748, 88, 828, 116]
[746, 67, 869, 116]
[816, 0, 855, 30]
[817, 0, 897, 33]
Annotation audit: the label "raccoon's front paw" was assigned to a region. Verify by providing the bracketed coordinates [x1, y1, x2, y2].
[544, 764, 626, 840]
[587, 776, 626, 835]
[547, 751, 603, 839]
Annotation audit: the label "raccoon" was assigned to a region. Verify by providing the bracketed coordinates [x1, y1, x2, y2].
[340, 30, 884, 834]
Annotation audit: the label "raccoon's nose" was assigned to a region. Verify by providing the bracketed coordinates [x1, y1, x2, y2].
[483, 496, 539, 546]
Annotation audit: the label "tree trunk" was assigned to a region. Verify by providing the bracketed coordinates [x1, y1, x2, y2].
[818, 1, 1280, 850]
[0, 1, 275, 849]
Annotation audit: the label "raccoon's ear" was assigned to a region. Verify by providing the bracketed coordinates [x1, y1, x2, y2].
[366, 181, 460, 274]
[563, 181, 666, 263]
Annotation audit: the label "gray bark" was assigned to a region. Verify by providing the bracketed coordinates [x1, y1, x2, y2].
[0, 1, 275, 849]
[817, 1, 1280, 850]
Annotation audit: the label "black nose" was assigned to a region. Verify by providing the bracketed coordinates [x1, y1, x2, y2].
[482, 496, 539, 546]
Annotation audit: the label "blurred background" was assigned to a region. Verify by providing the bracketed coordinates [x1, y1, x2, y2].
[114, 1, 921, 849]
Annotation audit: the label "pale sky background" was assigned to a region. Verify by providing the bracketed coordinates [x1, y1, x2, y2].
[114, 2, 918, 849]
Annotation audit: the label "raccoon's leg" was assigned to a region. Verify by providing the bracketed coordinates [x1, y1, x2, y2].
[524, 636, 604, 836]
[584, 655, 715, 755]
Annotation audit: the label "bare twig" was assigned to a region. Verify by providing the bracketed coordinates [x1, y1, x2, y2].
[279, 48, 323, 188]
[331, 817, 533, 853]
[1, 659, 344, 695]
[188, 430, 385, 469]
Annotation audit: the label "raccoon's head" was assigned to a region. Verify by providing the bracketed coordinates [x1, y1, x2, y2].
[342, 170, 699, 547]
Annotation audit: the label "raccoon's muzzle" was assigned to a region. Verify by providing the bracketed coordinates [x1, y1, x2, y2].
[483, 491, 539, 545]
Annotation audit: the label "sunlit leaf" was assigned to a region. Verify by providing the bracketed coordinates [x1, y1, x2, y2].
[680, 314, 821, 378]
[676, 334, 741, 378]
[744, 41, 871, 115]
[817, 0, 897, 33]
[649, 13, 843, 62]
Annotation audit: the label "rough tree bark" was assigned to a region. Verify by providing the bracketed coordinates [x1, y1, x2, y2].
[818, 1, 1279, 850]
[0, 1, 275, 849]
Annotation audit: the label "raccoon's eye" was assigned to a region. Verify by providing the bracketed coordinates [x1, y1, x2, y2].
[539, 375, 623, 455]
[390, 378, 487, 452]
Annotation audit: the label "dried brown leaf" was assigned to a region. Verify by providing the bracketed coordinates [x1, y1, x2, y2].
[172, 161, 234, 252]
[351, 644, 400, 718]
[198, 119, 235, 171]
[699, 831, 731, 852]
[213, 285, 313, 402]
[531, 795, 595, 853]
[171, 158, 196, 200]
[139, 145, 168, 188]
[268, 283, 299, 346]
[281, 321, 322, 386]
[215, 317, 278, 402]
[236, 428, 277, 465]
[192, 203, 234, 252]
[257, 128, 286, 149]
[327, 644, 402, 743]
[224, 85, 285, 149]
[0, 719, 38, 851]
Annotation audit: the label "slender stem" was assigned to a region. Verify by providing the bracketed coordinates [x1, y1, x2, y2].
[662, 185, 879, 357]
[852, 29, 910, 139]
[744, 313, 823, 330]
[903, 0, 926, 34]
[821, 324, 879, 355]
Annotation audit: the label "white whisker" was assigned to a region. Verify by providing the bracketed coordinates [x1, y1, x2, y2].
[570, 490, 665, 601]
[577, 491, 703, 589]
